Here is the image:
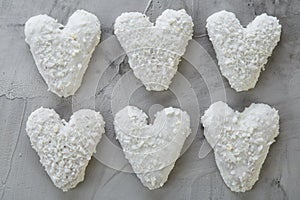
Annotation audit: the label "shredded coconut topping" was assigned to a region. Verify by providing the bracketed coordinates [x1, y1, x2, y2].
[114, 9, 193, 91]
[114, 106, 191, 189]
[206, 10, 281, 92]
[25, 9, 101, 97]
[26, 107, 105, 191]
[201, 101, 280, 192]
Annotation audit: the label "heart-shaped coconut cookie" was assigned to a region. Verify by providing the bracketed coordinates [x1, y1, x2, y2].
[25, 10, 101, 97]
[206, 10, 281, 92]
[114, 106, 191, 189]
[201, 101, 279, 192]
[114, 9, 194, 91]
[26, 107, 105, 191]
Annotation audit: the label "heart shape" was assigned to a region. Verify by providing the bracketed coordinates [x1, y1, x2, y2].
[114, 106, 191, 189]
[114, 9, 193, 91]
[201, 101, 279, 192]
[24, 10, 101, 97]
[26, 107, 105, 191]
[206, 10, 281, 92]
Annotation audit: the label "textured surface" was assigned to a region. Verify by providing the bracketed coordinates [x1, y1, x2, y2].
[206, 10, 281, 92]
[26, 108, 105, 191]
[25, 10, 101, 97]
[114, 9, 193, 91]
[201, 101, 279, 192]
[0, 0, 300, 200]
[114, 106, 191, 189]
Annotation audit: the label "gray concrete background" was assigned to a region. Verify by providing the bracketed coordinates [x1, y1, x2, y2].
[0, 0, 300, 199]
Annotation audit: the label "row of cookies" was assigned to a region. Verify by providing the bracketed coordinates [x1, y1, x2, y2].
[24, 9, 281, 192]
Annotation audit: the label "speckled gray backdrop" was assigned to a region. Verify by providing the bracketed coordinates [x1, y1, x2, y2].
[0, 0, 299, 199]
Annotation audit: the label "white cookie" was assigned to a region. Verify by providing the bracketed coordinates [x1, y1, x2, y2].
[114, 106, 191, 189]
[206, 10, 281, 91]
[201, 101, 279, 192]
[114, 9, 193, 91]
[26, 107, 105, 191]
[25, 10, 101, 97]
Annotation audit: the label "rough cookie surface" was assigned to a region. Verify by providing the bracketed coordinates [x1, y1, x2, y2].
[25, 10, 101, 97]
[206, 10, 281, 92]
[26, 107, 105, 191]
[114, 9, 193, 91]
[201, 101, 280, 192]
[114, 106, 191, 189]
